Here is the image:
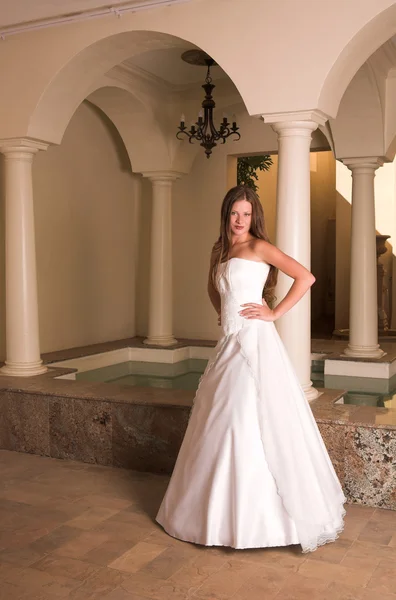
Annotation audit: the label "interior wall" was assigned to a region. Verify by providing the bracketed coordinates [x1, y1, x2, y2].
[375, 162, 395, 330]
[135, 176, 152, 338]
[335, 162, 352, 330]
[0, 156, 5, 360]
[172, 151, 228, 341]
[310, 152, 337, 323]
[32, 101, 138, 353]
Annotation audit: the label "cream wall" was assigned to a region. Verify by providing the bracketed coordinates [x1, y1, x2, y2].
[310, 152, 337, 323]
[169, 152, 228, 341]
[135, 177, 152, 338]
[335, 162, 352, 329]
[29, 101, 138, 354]
[0, 159, 5, 359]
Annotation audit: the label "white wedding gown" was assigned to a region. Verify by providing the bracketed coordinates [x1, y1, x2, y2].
[156, 258, 346, 553]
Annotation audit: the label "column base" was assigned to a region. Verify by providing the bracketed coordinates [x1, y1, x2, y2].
[143, 335, 178, 347]
[1, 360, 48, 377]
[302, 381, 320, 402]
[344, 344, 385, 359]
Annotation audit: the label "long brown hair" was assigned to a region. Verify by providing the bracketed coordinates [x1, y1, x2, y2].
[210, 185, 278, 305]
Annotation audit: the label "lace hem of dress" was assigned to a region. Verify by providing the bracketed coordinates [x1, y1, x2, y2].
[300, 507, 346, 553]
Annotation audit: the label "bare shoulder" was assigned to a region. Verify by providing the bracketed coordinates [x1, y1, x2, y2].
[251, 238, 275, 260]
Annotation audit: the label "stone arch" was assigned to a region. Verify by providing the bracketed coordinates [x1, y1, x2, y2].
[87, 83, 172, 172]
[26, 30, 248, 146]
[319, 3, 396, 118]
[328, 62, 384, 159]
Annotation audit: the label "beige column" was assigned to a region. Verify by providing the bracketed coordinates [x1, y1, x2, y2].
[0, 138, 48, 376]
[142, 171, 181, 346]
[271, 120, 319, 401]
[343, 158, 384, 358]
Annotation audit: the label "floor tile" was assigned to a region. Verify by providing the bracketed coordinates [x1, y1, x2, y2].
[321, 581, 367, 599]
[169, 553, 227, 590]
[191, 559, 260, 599]
[54, 531, 109, 559]
[138, 544, 198, 579]
[83, 539, 139, 567]
[358, 520, 395, 545]
[366, 560, 396, 595]
[109, 541, 167, 573]
[104, 589, 150, 600]
[297, 558, 372, 587]
[67, 567, 129, 599]
[28, 525, 84, 554]
[0, 450, 395, 600]
[302, 538, 352, 565]
[66, 506, 121, 530]
[0, 545, 45, 567]
[120, 571, 192, 600]
[271, 573, 329, 600]
[233, 564, 292, 599]
[345, 504, 376, 520]
[339, 516, 369, 542]
[31, 554, 100, 581]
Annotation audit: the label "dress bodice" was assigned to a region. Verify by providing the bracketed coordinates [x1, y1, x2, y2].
[218, 257, 270, 335]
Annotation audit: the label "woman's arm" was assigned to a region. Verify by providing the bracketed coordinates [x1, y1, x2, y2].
[207, 252, 221, 316]
[240, 240, 315, 321]
[262, 241, 315, 319]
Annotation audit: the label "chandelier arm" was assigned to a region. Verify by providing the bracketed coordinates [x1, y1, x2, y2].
[229, 131, 241, 141]
[176, 130, 189, 140]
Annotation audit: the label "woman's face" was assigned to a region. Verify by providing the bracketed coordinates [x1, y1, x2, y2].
[229, 199, 252, 238]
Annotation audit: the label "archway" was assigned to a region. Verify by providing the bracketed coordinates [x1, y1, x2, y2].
[319, 3, 396, 117]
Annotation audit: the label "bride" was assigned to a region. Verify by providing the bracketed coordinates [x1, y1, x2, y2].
[156, 185, 346, 553]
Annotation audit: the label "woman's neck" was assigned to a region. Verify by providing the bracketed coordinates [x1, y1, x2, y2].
[231, 235, 254, 247]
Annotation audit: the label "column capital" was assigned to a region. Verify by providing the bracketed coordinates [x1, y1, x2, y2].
[141, 170, 184, 183]
[271, 121, 318, 140]
[0, 137, 48, 155]
[262, 109, 328, 127]
[341, 157, 384, 172]
[270, 120, 319, 139]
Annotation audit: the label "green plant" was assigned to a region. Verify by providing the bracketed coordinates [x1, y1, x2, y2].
[237, 155, 273, 192]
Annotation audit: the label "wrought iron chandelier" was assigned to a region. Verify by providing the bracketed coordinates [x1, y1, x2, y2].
[176, 50, 241, 158]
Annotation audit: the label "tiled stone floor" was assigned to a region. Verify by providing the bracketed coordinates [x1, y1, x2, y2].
[0, 451, 396, 600]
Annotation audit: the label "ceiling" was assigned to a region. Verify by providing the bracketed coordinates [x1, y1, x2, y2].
[0, 0, 227, 88]
[0, 0, 192, 31]
[123, 47, 228, 85]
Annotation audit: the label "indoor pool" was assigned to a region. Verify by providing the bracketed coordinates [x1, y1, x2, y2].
[76, 359, 396, 407]
[75, 358, 208, 391]
[53, 348, 396, 408]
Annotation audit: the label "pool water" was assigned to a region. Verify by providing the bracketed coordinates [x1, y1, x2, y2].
[76, 358, 208, 391]
[312, 372, 396, 410]
[74, 357, 396, 408]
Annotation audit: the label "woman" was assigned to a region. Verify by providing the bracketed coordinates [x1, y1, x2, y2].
[156, 185, 345, 553]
